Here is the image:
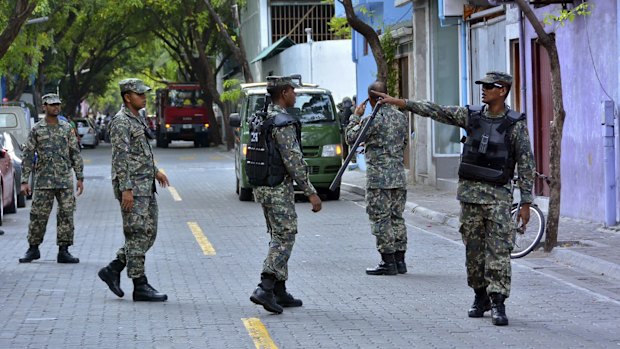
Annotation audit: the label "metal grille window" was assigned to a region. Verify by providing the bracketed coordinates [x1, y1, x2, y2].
[271, 2, 335, 44]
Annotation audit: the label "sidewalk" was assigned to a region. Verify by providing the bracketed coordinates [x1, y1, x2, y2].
[341, 168, 620, 281]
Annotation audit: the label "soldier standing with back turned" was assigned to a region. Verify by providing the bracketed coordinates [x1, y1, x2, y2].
[373, 72, 535, 326]
[19, 93, 84, 264]
[248, 76, 322, 314]
[98, 78, 170, 302]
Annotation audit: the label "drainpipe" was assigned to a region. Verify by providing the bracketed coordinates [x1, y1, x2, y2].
[518, 8, 527, 115]
[305, 28, 313, 83]
[603, 100, 617, 226]
[460, 20, 468, 106]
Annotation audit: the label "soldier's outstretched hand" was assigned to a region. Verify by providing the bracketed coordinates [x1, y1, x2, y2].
[76, 179, 84, 196]
[371, 90, 406, 108]
[156, 171, 169, 188]
[309, 193, 322, 213]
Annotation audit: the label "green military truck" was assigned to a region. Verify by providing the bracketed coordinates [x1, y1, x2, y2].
[229, 79, 343, 201]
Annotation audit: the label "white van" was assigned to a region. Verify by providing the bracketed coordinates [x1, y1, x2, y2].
[0, 104, 32, 145]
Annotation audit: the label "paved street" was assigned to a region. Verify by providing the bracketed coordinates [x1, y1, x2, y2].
[1, 143, 619, 349]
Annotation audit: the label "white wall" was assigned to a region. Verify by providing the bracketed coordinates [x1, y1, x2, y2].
[261, 40, 356, 104]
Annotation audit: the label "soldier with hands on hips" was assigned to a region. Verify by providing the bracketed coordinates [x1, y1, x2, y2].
[248, 76, 322, 314]
[346, 81, 409, 276]
[19, 93, 84, 264]
[98, 78, 170, 302]
[373, 71, 535, 326]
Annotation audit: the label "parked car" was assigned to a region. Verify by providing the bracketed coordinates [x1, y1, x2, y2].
[0, 136, 18, 223]
[74, 118, 99, 148]
[0, 102, 32, 145]
[0, 132, 26, 208]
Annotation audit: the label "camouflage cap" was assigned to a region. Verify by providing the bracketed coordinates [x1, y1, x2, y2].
[119, 78, 152, 94]
[42, 93, 61, 105]
[266, 75, 300, 88]
[475, 71, 513, 86]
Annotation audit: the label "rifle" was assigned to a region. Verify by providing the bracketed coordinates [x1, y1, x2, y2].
[329, 100, 383, 191]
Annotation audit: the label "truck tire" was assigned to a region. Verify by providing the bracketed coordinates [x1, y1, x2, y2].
[201, 134, 210, 147]
[156, 133, 168, 148]
[239, 187, 253, 201]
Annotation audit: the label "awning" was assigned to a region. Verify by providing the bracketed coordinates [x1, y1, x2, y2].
[250, 36, 296, 63]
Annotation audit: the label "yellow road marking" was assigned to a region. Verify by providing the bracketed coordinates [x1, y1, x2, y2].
[187, 222, 216, 255]
[168, 186, 182, 201]
[180, 156, 196, 160]
[210, 155, 223, 160]
[242, 318, 278, 349]
[83, 159, 92, 164]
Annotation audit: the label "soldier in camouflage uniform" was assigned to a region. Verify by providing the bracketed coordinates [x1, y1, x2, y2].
[346, 81, 409, 276]
[249, 76, 323, 314]
[373, 72, 535, 326]
[19, 93, 84, 264]
[98, 78, 170, 302]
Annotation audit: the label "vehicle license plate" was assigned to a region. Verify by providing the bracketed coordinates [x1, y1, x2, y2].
[183, 124, 192, 129]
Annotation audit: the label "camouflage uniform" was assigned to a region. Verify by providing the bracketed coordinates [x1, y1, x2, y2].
[110, 98, 159, 279]
[254, 104, 317, 281]
[346, 105, 409, 254]
[404, 88, 535, 297]
[21, 100, 84, 247]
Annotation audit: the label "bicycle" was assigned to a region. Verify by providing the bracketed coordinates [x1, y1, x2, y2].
[510, 172, 548, 259]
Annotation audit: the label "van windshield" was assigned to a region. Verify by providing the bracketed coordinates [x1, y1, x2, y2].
[0, 113, 18, 128]
[249, 93, 335, 124]
[167, 89, 205, 107]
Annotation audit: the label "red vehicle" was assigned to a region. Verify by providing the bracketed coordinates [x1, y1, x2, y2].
[155, 83, 210, 148]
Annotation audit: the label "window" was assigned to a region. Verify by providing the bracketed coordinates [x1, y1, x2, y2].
[0, 113, 18, 128]
[271, 2, 335, 44]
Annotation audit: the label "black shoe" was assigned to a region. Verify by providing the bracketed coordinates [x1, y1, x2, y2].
[468, 288, 491, 318]
[274, 281, 302, 307]
[490, 293, 509, 326]
[57, 246, 79, 263]
[394, 251, 407, 274]
[98, 259, 125, 298]
[366, 253, 398, 275]
[132, 276, 167, 302]
[250, 275, 283, 314]
[19, 245, 40, 263]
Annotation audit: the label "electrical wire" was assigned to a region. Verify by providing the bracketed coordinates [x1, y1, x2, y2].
[582, 0, 615, 104]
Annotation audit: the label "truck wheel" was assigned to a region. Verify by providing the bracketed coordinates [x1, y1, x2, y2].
[326, 187, 341, 201]
[201, 134, 210, 147]
[194, 139, 201, 148]
[239, 187, 253, 201]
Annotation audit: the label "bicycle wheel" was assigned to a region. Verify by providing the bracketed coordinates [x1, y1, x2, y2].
[510, 204, 545, 258]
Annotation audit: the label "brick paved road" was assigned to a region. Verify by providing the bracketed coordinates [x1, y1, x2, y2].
[1, 143, 619, 349]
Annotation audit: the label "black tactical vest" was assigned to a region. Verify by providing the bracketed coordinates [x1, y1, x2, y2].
[246, 112, 301, 187]
[458, 105, 525, 185]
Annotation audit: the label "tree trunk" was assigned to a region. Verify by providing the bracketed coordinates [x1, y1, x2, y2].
[514, 0, 566, 252]
[0, 0, 37, 60]
[340, 0, 387, 83]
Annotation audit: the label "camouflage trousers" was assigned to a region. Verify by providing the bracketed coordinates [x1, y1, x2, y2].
[27, 188, 76, 246]
[366, 188, 407, 254]
[116, 196, 158, 279]
[254, 181, 297, 281]
[459, 202, 514, 297]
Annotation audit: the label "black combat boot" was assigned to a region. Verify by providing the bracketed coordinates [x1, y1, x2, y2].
[132, 276, 168, 302]
[98, 259, 126, 298]
[490, 293, 509, 326]
[394, 251, 407, 274]
[19, 245, 40, 263]
[57, 246, 79, 263]
[273, 280, 303, 307]
[468, 288, 491, 318]
[366, 253, 398, 275]
[250, 274, 283, 314]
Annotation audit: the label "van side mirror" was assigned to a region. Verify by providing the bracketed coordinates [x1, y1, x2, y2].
[229, 113, 240, 127]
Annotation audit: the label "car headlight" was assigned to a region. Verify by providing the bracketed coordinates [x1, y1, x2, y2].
[321, 144, 342, 157]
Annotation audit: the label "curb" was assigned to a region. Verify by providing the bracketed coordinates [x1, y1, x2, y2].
[342, 181, 620, 282]
[342, 182, 459, 229]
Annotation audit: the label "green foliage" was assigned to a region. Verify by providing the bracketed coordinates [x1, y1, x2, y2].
[220, 78, 242, 103]
[543, 2, 592, 27]
[328, 17, 351, 39]
[380, 30, 398, 97]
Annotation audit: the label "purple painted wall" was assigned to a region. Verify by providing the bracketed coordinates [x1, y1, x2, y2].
[523, 1, 618, 222]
